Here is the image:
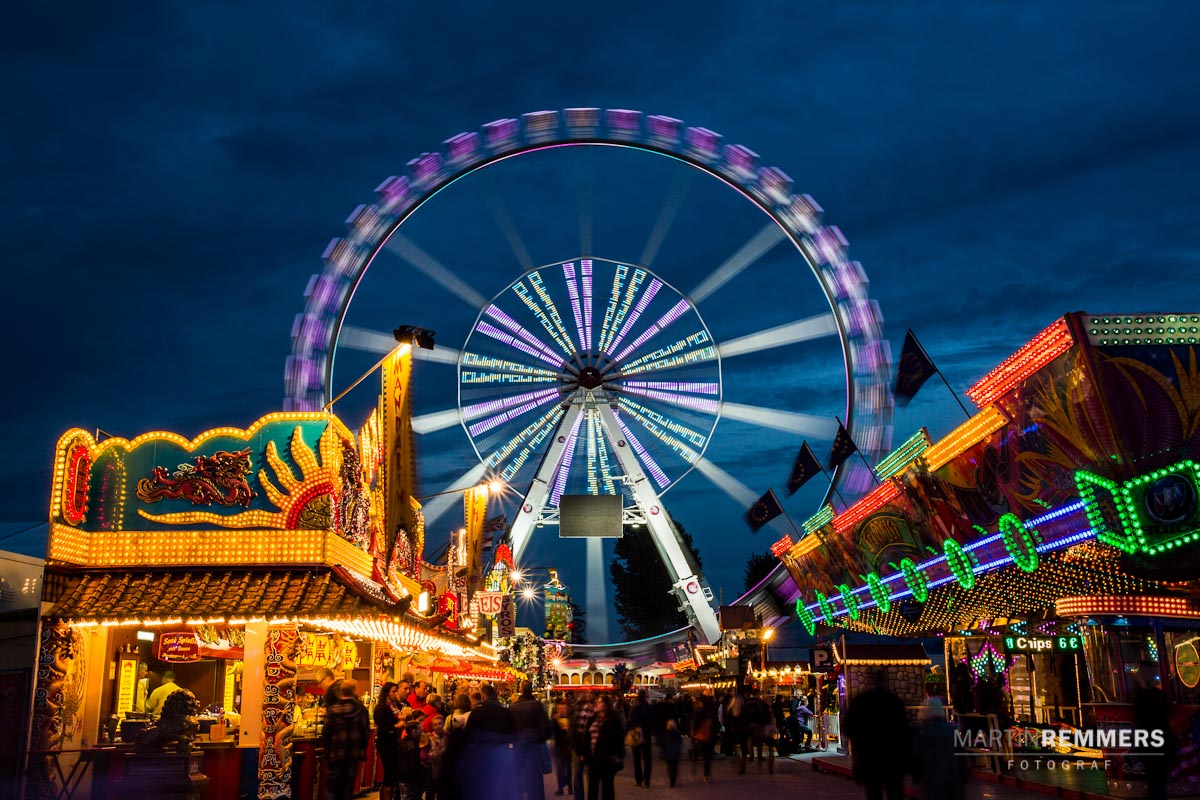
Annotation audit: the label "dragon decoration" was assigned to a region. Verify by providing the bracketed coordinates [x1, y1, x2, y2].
[136, 448, 257, 507]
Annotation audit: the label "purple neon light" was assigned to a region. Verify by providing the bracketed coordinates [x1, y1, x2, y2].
[467, 391, 559, 437]
[685, 127, 722, 158]
[475, 322, 563, 367]
[462, 387, 559, 421]
[482, 118, 519, 148]
[563, 263, 587, 351]
[582, 260, 593, 351]
[621, 386, 719, 414]
[409, 152, 443, 185]
[607, 279, 662, 354]
[621, 381, 719, 395]
[647, 115, 682, 143]
[445, 131, 481, 163]
[612, 299, 691, 363]
[550, 413, 585, 506]
[483, 303, 568, 359]
[614, 415, 671, 489]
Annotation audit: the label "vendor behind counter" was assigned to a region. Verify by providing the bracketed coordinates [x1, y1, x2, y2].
[145, 670, 185, 720]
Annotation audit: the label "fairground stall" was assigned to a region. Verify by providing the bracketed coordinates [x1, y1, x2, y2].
[26, 344, 509, 800]
[776, 311, 1200, 795]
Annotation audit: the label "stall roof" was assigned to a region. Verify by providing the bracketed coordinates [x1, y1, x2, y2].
[44, 567, 404, 622]
[841, 642, 930, 663]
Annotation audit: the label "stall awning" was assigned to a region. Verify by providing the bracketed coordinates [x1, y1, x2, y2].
[44, 567, 402, 623]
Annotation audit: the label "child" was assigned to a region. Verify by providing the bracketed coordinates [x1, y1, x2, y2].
[397, 720, 422, 800]
[662, 719, 683, 788]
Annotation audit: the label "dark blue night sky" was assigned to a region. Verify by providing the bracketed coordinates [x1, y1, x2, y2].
[5, 2, 1199, 640]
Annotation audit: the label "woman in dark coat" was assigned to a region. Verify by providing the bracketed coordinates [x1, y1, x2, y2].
[373, 682, 403, 800]
[586, 696, 625, 800]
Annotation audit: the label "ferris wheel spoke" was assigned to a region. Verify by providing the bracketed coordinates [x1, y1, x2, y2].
[562, 261, 596, 351]
[607, 277, 664, 356]
[617, 397, 710, 451]
[419, 462, 490, 529]
[478, 177, 535, 271]
[618, 385, 720, 416]
[463, 387, 562, 437]
[640, 170, 694, 268]
[549, 413, 586, 506]
[487, 406, 564, 481]
[611, 300, 697, 364]
[689, 223, 786, 305]
[412, 408, 463, 435]
[611, 412, 672, 489]
[613, 330, 716, 377]
[719, 402, 838, 438]
[597, 265, 643, 353]
[614, 401, 703, 463]
[692, 456, 791, 535]
[384, 234, 489, 309]
[717, 313, 838, 359]
[474, 320, 563, 367]
[512, 272, 577, 356]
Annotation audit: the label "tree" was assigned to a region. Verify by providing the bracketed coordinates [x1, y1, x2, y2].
[743, 551, 778, 592]
[567, 599, 588, 644]
[611, 520, 703, 640]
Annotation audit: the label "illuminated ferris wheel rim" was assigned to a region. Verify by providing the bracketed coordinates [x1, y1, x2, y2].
[458, 256, 724, 496]
[286, 109, 894, 479]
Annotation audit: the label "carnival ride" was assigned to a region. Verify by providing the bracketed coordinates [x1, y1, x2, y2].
[285, 108, 896, 645]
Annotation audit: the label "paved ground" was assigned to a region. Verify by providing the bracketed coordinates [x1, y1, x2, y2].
[362, 749, 1029, 800]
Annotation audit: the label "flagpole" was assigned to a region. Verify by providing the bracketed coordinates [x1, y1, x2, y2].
[817, 462, 850, 512]
[913, 335, 973, 419]
[836, 416, 881, 486]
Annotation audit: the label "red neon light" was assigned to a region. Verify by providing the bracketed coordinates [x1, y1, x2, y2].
[965, 319, 1074, 409]
[833, 481, 901, 533]
[1055, 596, 1200, 619]
[770, 534, 794, 557]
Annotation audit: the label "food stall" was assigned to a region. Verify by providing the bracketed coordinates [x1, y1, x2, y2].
[775, 312, 1200, 795]
[27, 344, 505, 800]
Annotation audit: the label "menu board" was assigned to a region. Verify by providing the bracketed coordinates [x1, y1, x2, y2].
[116, 656, 139, 715]
[159, 631, 201, 663]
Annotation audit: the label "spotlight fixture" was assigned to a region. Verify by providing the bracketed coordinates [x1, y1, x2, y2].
[394, 324, 436, 350]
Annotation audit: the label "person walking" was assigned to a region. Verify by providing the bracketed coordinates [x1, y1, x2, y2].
[571, 693, 595, 799]
[628, 690, 655, 787]
[439, 694, 473, 800]
[396, 716, 423, 800]
[912, 699, 966, 800]
[661, 718, 683, 788]
[322, 679, 370, 800]
[510, 681, 554, 800]
[843, 670, 912, 800]
[690, 695, 718, 784]
[1134, 662, 1176, 800]
[586, 696, 625, 800]
[374, 682, 404, 800]
[550, 698, 574, 796]
[461, 684, 515, 800]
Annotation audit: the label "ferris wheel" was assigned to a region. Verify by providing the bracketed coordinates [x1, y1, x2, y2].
[286, 108, 894, 644]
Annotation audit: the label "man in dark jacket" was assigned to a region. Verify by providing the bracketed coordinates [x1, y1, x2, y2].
[843, 671, 912, 800]
[322, 679, 369, 800]
[627, 690, 655, 786]
[462, 683, 516, 800]
[510, 681, 553, 800]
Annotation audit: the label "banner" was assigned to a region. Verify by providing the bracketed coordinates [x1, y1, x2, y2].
[464, 485, 490, 596]
[497, 595, 517, 638]
[894, 329, 939, 405]
[786, 442, 822, 495]
[745, 489, 784, 533]
[476, 591, 505, 616]
[383, 346, 419, 576]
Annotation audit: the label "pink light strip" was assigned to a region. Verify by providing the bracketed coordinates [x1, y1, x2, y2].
[462, 387, 560, 420]
[484, 305, 565, 361]
[467, 391, 560, 437]
[621, 385, 719, 414]
[550, 413, 585, 506]
[607, 279, 663, 355]
[582, 260, 593, 351]
[562, 262, 588, 351]
[475, 321, 562, 367]
[613, 299, 690, 363]
[615, 414, 671, 488]
[621, 381, 719, 395]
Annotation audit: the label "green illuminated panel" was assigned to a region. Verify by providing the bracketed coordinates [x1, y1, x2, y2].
[874, 428, 932, 480]
[803, 504, 835, 535]
[1076, 460, 1200, 556]
[1085, 314, 1200, 347]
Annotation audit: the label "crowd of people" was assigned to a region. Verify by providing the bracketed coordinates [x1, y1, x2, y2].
[320, 678, 822, 800]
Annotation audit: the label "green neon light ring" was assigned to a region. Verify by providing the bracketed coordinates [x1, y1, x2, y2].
[999, 513, 1039, 572]
[944, 538, 976, 589]
[815, 591, 836, 625]
[899, 558, 928, 603]
[796, 599, 816, 636]
[838, 584, 860, 620]
[865, 572, 891, 613]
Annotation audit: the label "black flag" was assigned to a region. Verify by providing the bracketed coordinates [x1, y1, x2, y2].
[787, 442, 823, 495]
[828, 421, 858, 470]
[744, 489, 785, 533]
[894, 330, 938, 406]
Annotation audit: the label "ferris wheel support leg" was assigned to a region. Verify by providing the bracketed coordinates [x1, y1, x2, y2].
[594, 404, 723, 645]
[509, 404, 583, 563]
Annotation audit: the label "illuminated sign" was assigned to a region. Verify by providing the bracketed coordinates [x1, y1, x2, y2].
[159, 631, 201, 663]
[1002, 635, 1082, 654]
[477, 592, 505, 616]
